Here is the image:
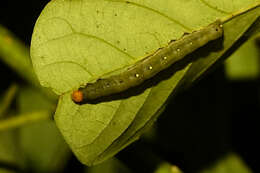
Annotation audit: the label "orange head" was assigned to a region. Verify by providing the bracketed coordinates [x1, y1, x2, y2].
[71, 90, 84, 103]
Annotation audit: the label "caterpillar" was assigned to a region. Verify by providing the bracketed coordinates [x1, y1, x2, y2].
[72, 20, 223, 104]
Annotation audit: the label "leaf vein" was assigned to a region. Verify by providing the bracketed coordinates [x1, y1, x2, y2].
[35, 32, 135, 61]
[104, 0, 193, 31]
[42, 60, 94, 76]
[75, 32, 135, 60]
[75, 101, 139, 149]
[199, 0, 230, 14]
[76, 101, 123, 148]
[46, 16, 76, 32]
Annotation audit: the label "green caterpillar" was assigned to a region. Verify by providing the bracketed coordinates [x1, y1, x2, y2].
[72, 20, 223, 104]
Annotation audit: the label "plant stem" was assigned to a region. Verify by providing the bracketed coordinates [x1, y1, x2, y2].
[0, 25, 38, 86]
[0, 25, 57, 100]
[0, 84, 18, 117]
[0, 111, 52, 131]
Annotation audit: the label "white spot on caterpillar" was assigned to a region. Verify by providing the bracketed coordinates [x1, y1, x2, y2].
[163, 56, 167, 60]
[135, 74, 140, 78]
[177, 48, 180, 52]
[148, 66, 153, 70]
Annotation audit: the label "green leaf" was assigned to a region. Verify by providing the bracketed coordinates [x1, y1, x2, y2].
[0, 169, 15, 173]
[225, 34, 260, 80]
[19, 120, 71, 173]
[30, 0, 260, 165]
[0, 131, 24, 172]
[86, 158, 132, 173]
[17, 87, 71, 173]
[17, 87, 54, 112]
[154, 163, 183, 173]
[199, 153, 252, 173]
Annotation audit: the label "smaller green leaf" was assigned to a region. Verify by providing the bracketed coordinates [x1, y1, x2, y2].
[0, 131, 24, 171]
[154, 163, 183, 173]
[19, 121, 71, 173]
[17, 87, 71, 173]
[225, 34, 260, 80]
[17, 87, 54, 112]
[86, 157, 132, 173]
[0, 169, 15, 173]
[199, 153, 252, 173]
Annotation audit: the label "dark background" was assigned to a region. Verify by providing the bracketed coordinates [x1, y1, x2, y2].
[0, 1, 259, 173]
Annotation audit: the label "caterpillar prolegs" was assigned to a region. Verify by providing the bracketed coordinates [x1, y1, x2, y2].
[72, 20, 223, 104]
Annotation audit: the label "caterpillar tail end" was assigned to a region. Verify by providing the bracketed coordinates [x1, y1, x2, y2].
[71, 90, 84, 104]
